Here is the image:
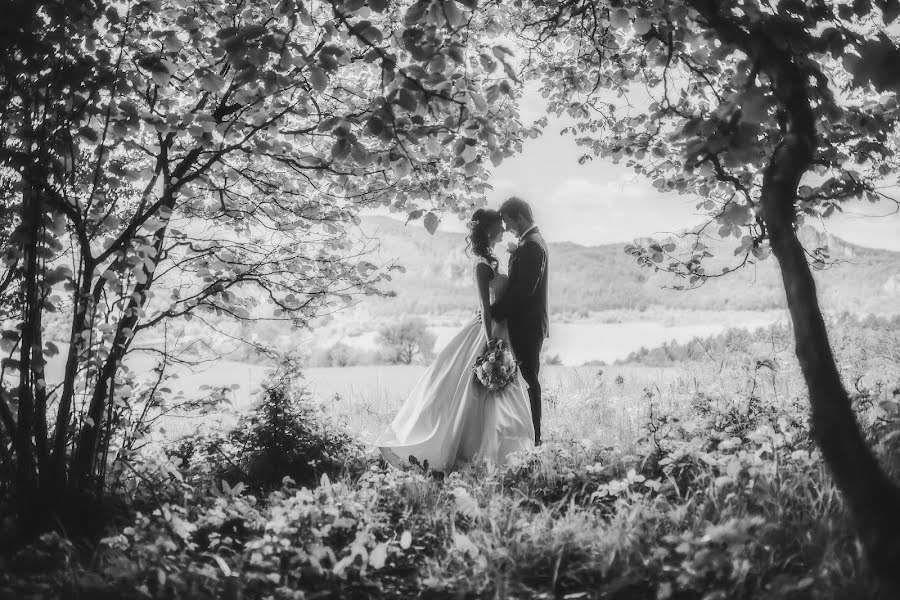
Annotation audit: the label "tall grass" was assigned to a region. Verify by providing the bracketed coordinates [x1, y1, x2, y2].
[6, 326, 898, 599]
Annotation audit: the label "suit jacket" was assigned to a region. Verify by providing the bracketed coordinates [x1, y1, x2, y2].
[490, 227, 549, 341]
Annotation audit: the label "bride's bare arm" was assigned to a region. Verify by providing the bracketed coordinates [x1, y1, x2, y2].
[474, 262, 494, 340]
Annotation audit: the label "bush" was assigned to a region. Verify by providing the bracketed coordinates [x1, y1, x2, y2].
[86, 473, 418, 599]
[307, 342, 377, 367]
[378, 317, 436, 365]
[4, 330, 900, 599]
[541, 351, 563, 365]
[190, 383, 365, 493]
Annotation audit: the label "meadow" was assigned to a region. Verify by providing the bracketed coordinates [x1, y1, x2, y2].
[303, 363, 681, 446]
[152, 362, 681, 451]
[5, 319, 897, 598]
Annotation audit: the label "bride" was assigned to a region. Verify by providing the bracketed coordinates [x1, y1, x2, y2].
[377, 209, 535, 472]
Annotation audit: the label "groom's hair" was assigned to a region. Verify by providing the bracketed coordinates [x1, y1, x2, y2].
[500, 196, 534, 223]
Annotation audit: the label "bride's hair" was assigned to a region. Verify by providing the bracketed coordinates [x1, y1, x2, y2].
[465, 208, 501, 270]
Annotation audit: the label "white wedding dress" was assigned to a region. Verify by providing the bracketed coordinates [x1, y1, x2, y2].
[377, 260, 535, 472]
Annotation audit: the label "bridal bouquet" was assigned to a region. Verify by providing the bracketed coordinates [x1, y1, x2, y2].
[473, 339, 518, 391]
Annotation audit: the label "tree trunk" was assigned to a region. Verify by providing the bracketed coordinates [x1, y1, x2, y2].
[69, 193, 175, 488]
[15, 172, 41, 529]
[683, 0, 900, 584]
[0, 387, 15, 448]
[32, 288, 49, 488]
[48, 263, 94, 494]
[760, 124, 900, 590]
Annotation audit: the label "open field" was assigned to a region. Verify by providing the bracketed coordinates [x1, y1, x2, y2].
[63, 325, 900, 598]
[154, 347, 811, 457]
[306, 364, 684, 448]
[331, 309, 787, 366]
[7, 319, 900, 599]
[150, 362, 684, 446]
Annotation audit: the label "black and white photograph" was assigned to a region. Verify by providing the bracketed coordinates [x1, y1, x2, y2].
[2, 0, 900, 598]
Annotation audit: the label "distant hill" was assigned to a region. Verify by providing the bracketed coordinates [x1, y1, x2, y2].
[357, 216, 900, 317]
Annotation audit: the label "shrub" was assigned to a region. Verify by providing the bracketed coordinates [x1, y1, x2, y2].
[186, 381, 366, 493]
[4, 328, 900, 599]
[541, 351, 563, 365]
[378, 317, 436, 365]
[307, 342, 377, 367]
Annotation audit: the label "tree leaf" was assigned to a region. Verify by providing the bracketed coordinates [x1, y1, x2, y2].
[424, 212, 439, 234]
[404, 0, 427, 25]
[309, 67, 328, 92]
[400, 530, 412, 549]
[369, 543, 388, 569]
[460, 143, 478, 163]
[78, 126, 99, 142]
[611, 8, 631, 28]
[399, 89, 418, 112]
[633, 17, 652, 35]
[200, 73, 226, 93]
[469, 90, 487, 111]
[275, 0, 294, 16]
[444, 0, 463, 27]
[878, 0, 900, 23]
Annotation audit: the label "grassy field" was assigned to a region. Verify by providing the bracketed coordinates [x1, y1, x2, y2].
[304, 364, 681, 446]
[157, 339, 809, 456]
[8, 321, 899, 599]
[156, 362, 687, 450]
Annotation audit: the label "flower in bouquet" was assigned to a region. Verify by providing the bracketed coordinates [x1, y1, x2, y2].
[473, 339, 519, 391]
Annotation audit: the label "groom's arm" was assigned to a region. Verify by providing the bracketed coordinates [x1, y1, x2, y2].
[490, 241, 545, 320]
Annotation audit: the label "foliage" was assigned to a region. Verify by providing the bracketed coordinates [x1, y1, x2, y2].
[190, 379, 366, 492]
[541, 349, 563, 365]
[509, 0, 900, 583]
[3, 330, 899, 598]
[308, 341, 379, 367]
[0, 0, 526, 528]
[621, 314, 900, 374]
[377, 316, 437, 364]
[514, 0, 900, 279]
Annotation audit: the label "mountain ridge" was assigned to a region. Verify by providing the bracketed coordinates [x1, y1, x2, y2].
[355, 215, 900, 317]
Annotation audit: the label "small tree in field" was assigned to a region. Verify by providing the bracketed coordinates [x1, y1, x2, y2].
[378, 317, 436, 364]
[0, 0, 526, 532]
[511, 0, 900, 587]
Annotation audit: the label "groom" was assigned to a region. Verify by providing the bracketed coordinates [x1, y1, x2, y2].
[490, 197, 549, 445]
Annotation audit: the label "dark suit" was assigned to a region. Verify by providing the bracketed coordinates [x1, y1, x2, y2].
[490, 227, 549, 444]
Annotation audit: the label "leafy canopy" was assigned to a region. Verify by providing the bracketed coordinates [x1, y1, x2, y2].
[515, 0, 900, 282]
[0, 0, 529, 506]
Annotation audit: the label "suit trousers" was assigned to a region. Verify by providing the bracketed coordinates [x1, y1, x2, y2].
[508, 329, 543, 444]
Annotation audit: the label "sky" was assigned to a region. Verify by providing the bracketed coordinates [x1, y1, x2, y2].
[386, 90, 900, 252]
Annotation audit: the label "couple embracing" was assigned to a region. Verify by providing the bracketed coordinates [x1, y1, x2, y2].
[378, 197, 549, 472]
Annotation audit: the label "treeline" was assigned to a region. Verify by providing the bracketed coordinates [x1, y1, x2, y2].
[619, 313, 900, 368]
[307, 318, 436, 368]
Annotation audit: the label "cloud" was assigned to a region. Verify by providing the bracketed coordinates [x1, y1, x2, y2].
[367, 104, 900, 252]
[822, 198, 900, 251]
[476, 114, 707, 246]
[489, 171, 706, 246]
